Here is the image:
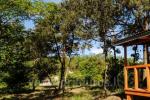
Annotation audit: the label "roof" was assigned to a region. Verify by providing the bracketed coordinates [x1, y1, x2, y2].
[113, 31, 150, 46]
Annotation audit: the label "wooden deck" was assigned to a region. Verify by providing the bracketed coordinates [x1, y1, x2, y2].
[124, 64, 150, 99]
[113, 31, 150, 100]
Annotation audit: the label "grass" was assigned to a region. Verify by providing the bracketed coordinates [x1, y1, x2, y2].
[67, 93, 92, 100]
[0, 82, 6, 89]
[61, 87, 93, 100]
[0, 86, 124, 100]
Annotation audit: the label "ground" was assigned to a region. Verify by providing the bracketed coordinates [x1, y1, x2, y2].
[0, 86, 123, 100]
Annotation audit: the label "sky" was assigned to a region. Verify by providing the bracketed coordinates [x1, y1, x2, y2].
[46, 0, 62, 3]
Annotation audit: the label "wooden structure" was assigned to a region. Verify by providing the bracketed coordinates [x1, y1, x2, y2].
[113, 31, 150, 100]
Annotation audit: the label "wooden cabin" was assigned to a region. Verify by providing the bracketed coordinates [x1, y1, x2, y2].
[113, 31, 150, 100]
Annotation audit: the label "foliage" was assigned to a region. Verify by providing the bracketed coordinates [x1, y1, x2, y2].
[0, 22, 31, 90]
[107, 56, 124, 88]
[67, 55, 105, 85]
[34, 1, 83, 90]
[79, 55, 105, 81]
[114, 0, 150, 38]
[34, 58, 59, 81]
[0, 0, 58, 91]
[0, 0, 149, 94]
[0, 0, 31, 22]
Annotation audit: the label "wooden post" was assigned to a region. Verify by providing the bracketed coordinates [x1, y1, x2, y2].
[146, 45, 150, 91]
[124, 67, 128, 89]
[124, 46, 128, 89]
[148, 45, 149, 64]
[127, 95, 132, 100]
[144, 44, 148, 64]
[143, 44, 150, 91]
[134, 68, 138, 90]
[143, 44, 148, 85]
[146, 66, 150, 91]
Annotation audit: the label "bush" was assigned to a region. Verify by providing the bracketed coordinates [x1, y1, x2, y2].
[3, 62, 30, 91]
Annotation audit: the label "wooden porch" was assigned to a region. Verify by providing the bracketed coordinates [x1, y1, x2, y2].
[113, 31, 150, 100]
[124, 64, 150, 100]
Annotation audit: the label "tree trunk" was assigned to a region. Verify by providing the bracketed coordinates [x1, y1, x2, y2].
[143, 15, 149, 31]
[133, 45, 137, 63]
[103, 46, 108, 91]
[59, 64, 65, 92]
[48, 75, 53, 86]
[32, 79, 35, 91]
[65, 57, 72, 86]
[53, 34, 66, 92]
[58, 49, 66, 92]
[113, 47, 118, 88]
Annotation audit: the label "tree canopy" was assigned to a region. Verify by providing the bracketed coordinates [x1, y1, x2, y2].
[0, 0, 149, 94]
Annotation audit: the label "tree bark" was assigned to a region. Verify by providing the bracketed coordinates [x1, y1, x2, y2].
[133, 45, 137, 63]
[53, 34, 66, 92]
[65, 57, 72, 86]
[58, 48, 66, 92]
[113, 47, 118, 88]
[48, 75, 53, 85]
[103, 35, 108, 91]
[59, 64, 65, 91]
[32, 78, 35, 91]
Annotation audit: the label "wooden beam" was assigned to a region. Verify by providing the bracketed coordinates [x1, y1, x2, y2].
[127, 95, 132, 100]
[134, 68, 138, 90]
[148, 45, 150, 64]
[125, 88, 150, 93]
[113, 31, 150, 46]
[146, 45, 150, 91]
[125, 90, 150, 97]
[126, 64, 150, 69]
[144, 44, 148, 64]
[143, 44, 148, 81]
[125, 67, 128, 89]
[146, 66, 150, 91]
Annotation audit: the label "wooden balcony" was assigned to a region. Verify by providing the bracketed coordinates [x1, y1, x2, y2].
[124, 64, 150, 98]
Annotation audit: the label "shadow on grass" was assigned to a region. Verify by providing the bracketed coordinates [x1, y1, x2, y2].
[85, 86, 125, 100]
[0, 86, 59, 100]
[0, 87, 33, 94]
[0, 86, 126, 100]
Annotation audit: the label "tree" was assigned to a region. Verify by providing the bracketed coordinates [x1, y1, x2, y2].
[62, 0, 122, 91]
[0, 22, 31, 90]
[0, 0, 57, 91]
[34, 4, 81, 92]
[0, 0, 34, 91]
[66, 55, 105, 86]
[107, 56, 124, 88]
[20, 1, 61, 91]
[79, 55, 105, 84]
[62, 0, 150, 90]
[114, 0, 150, 37]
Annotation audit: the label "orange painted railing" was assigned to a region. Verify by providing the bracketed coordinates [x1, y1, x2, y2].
[124, 64, 150, 91]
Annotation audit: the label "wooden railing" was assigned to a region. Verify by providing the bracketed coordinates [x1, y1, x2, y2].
[124, 64, 150, 91]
